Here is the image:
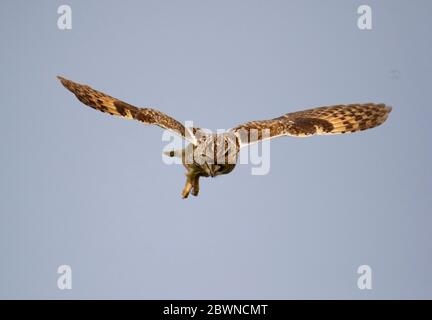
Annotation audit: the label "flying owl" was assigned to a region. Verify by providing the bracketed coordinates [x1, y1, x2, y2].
[58, 76, 392, 198]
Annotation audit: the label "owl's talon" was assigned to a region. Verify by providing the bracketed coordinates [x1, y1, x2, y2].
[181, 177, 193, 199]
[163, 150, 175, 157]
[191, 176, 200, 196]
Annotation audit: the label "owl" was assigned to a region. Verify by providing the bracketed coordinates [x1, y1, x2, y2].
[58, 76, 392, 198]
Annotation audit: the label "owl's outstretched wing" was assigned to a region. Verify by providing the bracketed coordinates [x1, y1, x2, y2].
[230, 103, 392, 146]
[58, 76, 197, 144]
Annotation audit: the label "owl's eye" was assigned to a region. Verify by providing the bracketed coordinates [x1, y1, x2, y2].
[201, 154, 211, 161]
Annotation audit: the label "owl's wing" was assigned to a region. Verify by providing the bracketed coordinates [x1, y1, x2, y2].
[230, 103, 392, 146]
[58, 76, 197, 144]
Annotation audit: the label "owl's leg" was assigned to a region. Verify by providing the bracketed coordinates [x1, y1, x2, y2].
[191, 176, 200, 197]
[163, 149, 183, 158]
[181, 174, 193, 199]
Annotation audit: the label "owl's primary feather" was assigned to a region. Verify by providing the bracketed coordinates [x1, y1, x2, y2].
[58, 76, 392, 198]
[231, 103, 392, 145]
[57, 76, 197, 143]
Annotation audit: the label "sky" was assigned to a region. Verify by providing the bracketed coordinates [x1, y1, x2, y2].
[0, 0, 431, 299]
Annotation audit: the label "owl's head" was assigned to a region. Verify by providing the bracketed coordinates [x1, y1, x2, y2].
[186, 132, 237, 178]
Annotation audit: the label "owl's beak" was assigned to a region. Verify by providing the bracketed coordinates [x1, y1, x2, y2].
[208, 167, 215, 177]
[205, 163, 215, 177]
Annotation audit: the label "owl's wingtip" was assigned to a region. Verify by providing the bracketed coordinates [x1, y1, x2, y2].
[57, 75, 66, 84]
[378, 103, 392, 114]
[57, 76, 74, 89]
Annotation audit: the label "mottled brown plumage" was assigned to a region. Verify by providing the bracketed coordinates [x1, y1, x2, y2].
[57, 76, 197, 143]
[232, 103, 392, 144]
[58, 76, 392, 198]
